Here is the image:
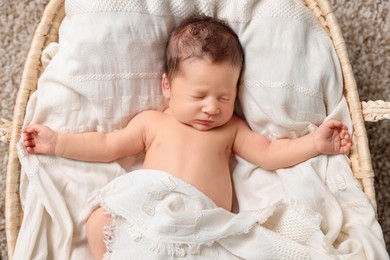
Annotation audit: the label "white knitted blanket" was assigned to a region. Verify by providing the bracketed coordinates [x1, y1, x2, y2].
[93, 170, 336, 259]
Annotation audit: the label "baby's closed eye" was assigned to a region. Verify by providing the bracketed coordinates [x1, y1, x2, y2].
[218, 96, 230, 102]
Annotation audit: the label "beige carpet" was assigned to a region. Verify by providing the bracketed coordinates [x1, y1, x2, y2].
[0, 0, 389, 259]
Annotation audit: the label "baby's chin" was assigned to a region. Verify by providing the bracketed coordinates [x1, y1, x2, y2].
[190, 121, 225, 131]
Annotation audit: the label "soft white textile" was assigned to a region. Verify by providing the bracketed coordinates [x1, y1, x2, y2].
[232, 2, 388, 258]
[14, 0, 388, 259]
[92, 169, 342, 259]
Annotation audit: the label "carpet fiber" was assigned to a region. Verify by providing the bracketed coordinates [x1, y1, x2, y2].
[0, 0, 389, 259]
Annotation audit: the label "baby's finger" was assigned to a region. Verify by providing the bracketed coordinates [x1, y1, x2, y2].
[24, 139, 35, 148]
[333, 120, 349, 132]
[329, 119, 342, 127]
[343, 131, 351, 141]
[340, 129, 350, 139]
[23, 132, 33, 141]
[345, 143, 351, 152]
[24, 125, 40, 133]
[25, 146, 36, 154]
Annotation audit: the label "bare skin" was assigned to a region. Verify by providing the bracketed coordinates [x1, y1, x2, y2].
[23, 59, 351, 210]
[23, 58, 351, 259]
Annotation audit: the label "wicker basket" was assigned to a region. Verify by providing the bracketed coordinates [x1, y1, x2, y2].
[1, 0, 389, 259]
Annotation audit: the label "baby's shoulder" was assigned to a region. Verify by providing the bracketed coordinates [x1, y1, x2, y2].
[136, 109, 165, 120]
[227, 114, 249, 129]
[129, 109, 165, 127]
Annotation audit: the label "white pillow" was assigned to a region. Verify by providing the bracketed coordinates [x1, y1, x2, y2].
[236, 6, 345, 139]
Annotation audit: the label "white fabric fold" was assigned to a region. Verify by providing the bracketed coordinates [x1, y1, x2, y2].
[93, 170, 342, 259]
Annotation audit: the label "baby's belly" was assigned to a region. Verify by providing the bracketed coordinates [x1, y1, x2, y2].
[169, 169, 233, 211]
[143, 149, 233, 210]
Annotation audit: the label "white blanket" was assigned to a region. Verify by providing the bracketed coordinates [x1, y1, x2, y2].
[92, 169, 348, 259]
[14, 0, 389, 259]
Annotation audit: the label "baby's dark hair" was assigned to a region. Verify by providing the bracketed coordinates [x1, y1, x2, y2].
[164, 15, 244, 80]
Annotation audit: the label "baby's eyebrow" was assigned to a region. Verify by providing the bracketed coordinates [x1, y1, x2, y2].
[190, 87, 208, 94]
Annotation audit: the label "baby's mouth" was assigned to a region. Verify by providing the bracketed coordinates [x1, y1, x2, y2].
[198, 119, 214, 126]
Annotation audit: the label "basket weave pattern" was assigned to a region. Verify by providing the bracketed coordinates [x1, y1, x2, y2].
[3, 1, 65, 259]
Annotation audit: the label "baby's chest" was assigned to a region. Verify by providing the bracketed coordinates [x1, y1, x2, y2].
[150, 126, 234, 157]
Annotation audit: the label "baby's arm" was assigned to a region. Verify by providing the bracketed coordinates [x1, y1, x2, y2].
[233, 119, 351, 170]
[23, 112, 149, 162]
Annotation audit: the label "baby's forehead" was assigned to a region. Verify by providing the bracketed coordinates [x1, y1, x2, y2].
[181, 57, 241, 70]
[169, 56, 242, 84]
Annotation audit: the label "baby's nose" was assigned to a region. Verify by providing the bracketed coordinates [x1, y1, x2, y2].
[202, 99, 220, 115]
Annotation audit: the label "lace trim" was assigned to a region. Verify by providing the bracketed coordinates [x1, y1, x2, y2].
[124, 218, 258, 258]
[242, 80, 323, 98]
[102, 214, 116, 260]
[119, 202, 279, 258]
[69, 72, 162, 83]
[89, 190, 115, 260]
[64, 0, 328, 38]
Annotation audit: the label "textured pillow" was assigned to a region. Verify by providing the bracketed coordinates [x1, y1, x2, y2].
[33, 9, 173, 133]
[236, 2, 345, 139]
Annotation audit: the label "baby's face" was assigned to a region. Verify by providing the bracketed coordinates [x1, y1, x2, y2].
[163, 58, 240, 131]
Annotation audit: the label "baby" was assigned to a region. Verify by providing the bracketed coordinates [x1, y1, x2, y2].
[23, 15, 351, 259]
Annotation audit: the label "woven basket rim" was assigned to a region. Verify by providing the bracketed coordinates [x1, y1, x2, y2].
[5, 0, 65, 259]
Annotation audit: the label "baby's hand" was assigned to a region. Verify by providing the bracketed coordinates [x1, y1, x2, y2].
[23, 124, 58, 154]
[314, 120, 351, 154]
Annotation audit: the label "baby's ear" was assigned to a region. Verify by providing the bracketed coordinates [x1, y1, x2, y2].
[161, 73, 171, 98]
